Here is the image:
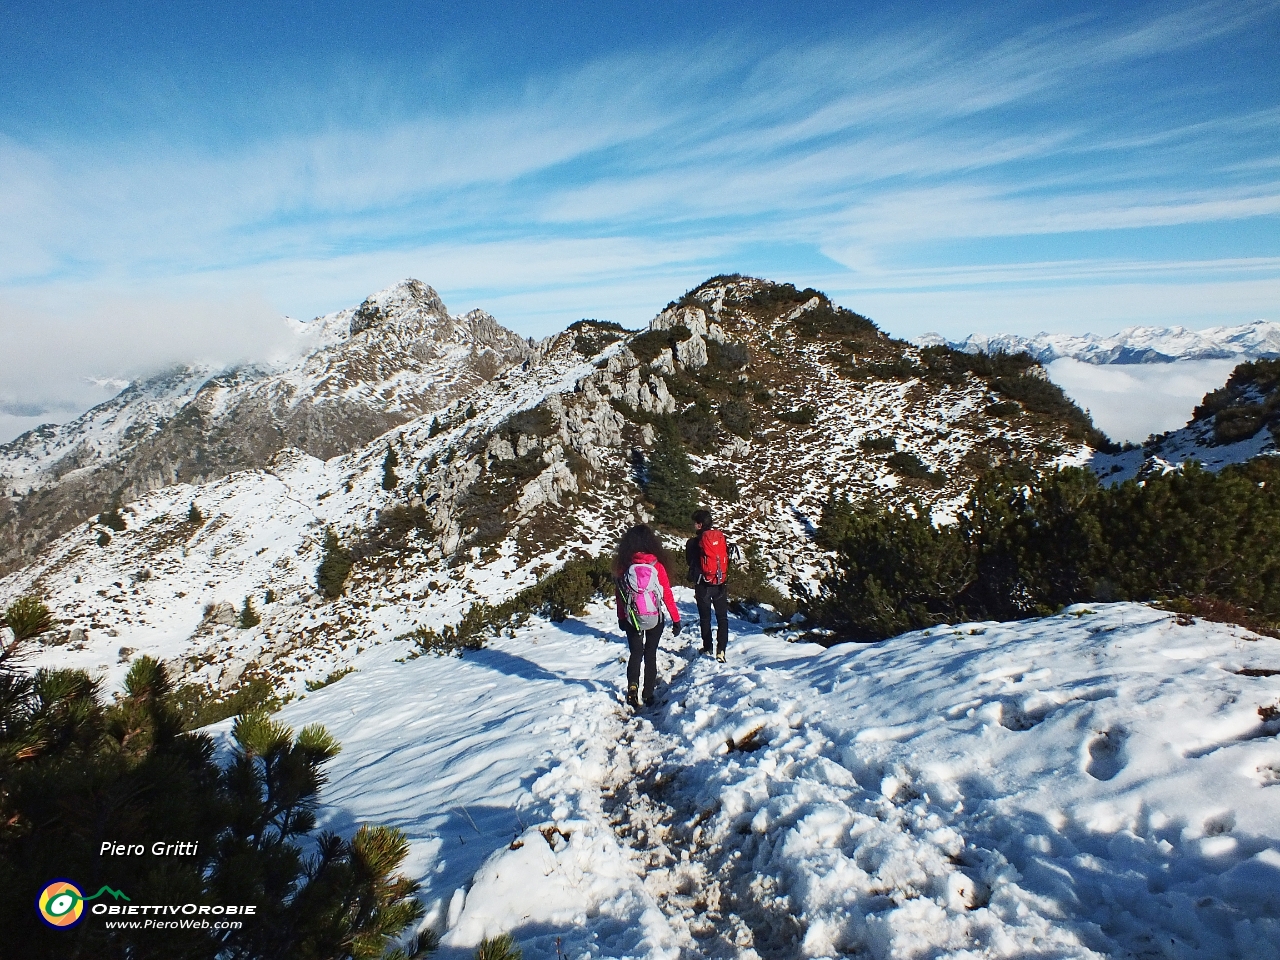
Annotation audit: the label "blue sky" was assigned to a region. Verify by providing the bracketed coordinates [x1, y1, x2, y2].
[1, 0, 1278, 436]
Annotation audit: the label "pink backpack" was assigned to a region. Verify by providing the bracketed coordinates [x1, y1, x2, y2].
[623, 562, 664, 631]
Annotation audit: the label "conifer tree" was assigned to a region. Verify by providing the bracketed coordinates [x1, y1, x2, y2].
[382, 445, 400, 491]
[0, 641, 426, 958]
[644, 417, 700, 529]
[239, 595, 261, 629]
[317, 528, 354, 599]
[188, 501, 205, 524]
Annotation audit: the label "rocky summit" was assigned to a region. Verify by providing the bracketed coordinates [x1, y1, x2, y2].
[0, 280, 534, 574]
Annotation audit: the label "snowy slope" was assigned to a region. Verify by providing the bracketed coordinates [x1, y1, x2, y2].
[204, 598, 1280, 958]
[0, 364, 218, 494]
[0, 335, 624, 696]
[920, 320, 1280, 366]
[5, 275, 1278, 956]
[0, 281, 529, 498]
[1089, 415, 1277, 483]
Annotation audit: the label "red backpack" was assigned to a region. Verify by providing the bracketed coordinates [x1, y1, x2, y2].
[699, 529, 729, 585]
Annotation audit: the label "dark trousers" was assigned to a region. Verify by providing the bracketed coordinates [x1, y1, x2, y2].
[625, 622, 663, 697]
[695, 582, 729, 652]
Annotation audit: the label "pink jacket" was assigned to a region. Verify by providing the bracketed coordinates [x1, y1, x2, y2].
[615, 552, 680, 626]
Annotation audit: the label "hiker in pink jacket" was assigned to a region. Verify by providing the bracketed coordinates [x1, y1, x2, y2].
[613, 524, 682, 709]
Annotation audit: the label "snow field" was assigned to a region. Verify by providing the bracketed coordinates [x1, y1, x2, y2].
[253, 598, 1279, 959]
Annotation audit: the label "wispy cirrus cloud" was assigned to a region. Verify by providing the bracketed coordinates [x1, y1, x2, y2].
[0, 1, 1277, 442]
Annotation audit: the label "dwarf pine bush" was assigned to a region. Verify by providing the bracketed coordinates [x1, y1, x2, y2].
[2, 595, 53, 642]
[806, 459, 1280, 641]
[644, 418, 700, 530]
[99, 505, 126, 531]
[475, 933, 523, 960]
[0, 647, 423, 957]
[382, 444, 400, 491]
[317, 528, 354, 599]
[239, 596, 260, 629]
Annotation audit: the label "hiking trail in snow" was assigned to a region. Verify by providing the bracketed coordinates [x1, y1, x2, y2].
[222, 597, 1280, 958]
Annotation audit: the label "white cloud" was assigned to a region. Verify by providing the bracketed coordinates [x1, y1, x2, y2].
[1, 2, 1277, 437]
[1044, 357, 1241, 444]
[0, 291, 291, 440]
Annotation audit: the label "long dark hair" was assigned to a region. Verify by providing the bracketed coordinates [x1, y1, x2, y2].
[613, 524, 665, 577]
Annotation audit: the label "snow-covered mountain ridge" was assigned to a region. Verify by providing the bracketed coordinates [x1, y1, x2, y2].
[0, 279, 534, 574]
[919, 319, 1280, 365]
[6, 277, 1280, 957]
[1, 275, 1105, 701]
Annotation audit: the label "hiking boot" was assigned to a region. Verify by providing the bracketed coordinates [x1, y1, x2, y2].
[701, 644, 712, 655]
[626, 685, 641, 709]
[716, 650, 727, 663]
[643, 691, 656, 707]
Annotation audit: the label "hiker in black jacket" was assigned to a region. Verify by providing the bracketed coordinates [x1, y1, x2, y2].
[686, 509, 730, 661]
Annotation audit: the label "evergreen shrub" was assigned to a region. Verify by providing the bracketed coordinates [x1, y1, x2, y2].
[173, 677, 281, 730]
[699, 470, 740, 502]
[100, 506, 126, 531]
[706, 338, 750, 370]
[718, 400, 753, 438]
[305, 666, 355, 692]
[317, 529, 354, 599]
[3, 595, 53, 642]
[629, 324, 692, 363]
[644, 418, 700, 529]
[0, 650, 423, 957]
[475, 933, 523, 960]
[382, 445, 400, 490]
[239, 596, 260, 629]
[859, 435, 897, 453]
[886, 451, 947, 488]
[728, 543, 796, 620]
[777, 405, 816, 425]
[569, 318, 628, 357]
[805, 459, 1280, 641]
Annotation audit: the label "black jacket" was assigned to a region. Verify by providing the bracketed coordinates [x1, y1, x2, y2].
[684, 535, 702, 586]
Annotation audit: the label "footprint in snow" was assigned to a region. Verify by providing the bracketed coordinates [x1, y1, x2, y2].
[1086, 727, 1128, 781]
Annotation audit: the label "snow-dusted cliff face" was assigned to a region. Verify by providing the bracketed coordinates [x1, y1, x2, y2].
[0, 280, 534, 573]
[919, 319, 1280, 365]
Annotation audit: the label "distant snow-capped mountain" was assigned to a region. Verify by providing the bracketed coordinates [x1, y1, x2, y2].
[918, 319, 1280, 365]
[0, 279, 534, 572]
